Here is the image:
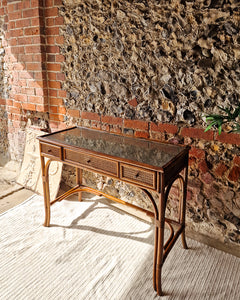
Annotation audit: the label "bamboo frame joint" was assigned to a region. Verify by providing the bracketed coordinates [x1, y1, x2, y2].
[155, 219, 165, 228]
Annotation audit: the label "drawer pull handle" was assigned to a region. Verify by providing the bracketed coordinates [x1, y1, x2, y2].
[48, 149, 52, 153]
[135, 172, 140, 178]
[87, 159, 91, 163]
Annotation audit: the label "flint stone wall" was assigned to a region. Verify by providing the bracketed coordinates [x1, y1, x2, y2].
[61, 0, 240, 124]
[59, 0, 240, 249]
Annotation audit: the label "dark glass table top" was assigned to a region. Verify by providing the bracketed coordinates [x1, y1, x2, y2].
[39, 127, 187, 168]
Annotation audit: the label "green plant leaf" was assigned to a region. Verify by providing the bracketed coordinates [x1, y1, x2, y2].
[204, 103, 240, 135]
[218, 125, 222, 135]
[204, 121, 217, 132]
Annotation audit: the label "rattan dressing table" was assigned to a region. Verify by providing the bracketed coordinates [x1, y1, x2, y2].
[37, 126, 190, 296]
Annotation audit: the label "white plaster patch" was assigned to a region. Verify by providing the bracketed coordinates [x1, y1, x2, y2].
[17, 129, 62, 200]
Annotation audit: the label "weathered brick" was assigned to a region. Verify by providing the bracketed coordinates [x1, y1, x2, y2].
[35, 88, 44, 96]
[25, 45, 41, 53]
[180, 127, 214, 141]
[31, 0, 41, 8]
[50, 105, 58, 113]
[46, 17, 55, 27]
[26, 62, 42, 70]
[68, 109, 80, 118]
[150, 122, 178, 134]
[198, 160, 209, 174]
[55, 54, 65, 62]
[36, 104, 48, 112]
[49, 113, 61, 121]
[47, 36, 55, 44]
[46, 27, 59, 36]
[8, 11, 22, 21]
[46, 45, 59, 53]
[48, 72, 56, 80]
[55, 16, 64, 25]
[102, 115, 123, 125]
[124, 119, 148, 131]
[0, 98, 6, 105]
[22, 103, 36, 111]
[200, 172, 214, 185]
[48, 81, 61, 89]
[54, 0, 62, 5]
[45, 7, 58, 17]
[81, 111, 100, 121]
[47, 63, 61, 71]
[18, 36, 32, 45]
[55, 36, 64, 45]
[58, 90, 67, 98]
[48, 89, 58, 97]
[10, 28, 23, 37]
[49, 97, 62, 105]
[22, 9, 39, 18]
[228, 166, 240, 182]
[8, 37, 17, 46]
[6, 100, 13, 106]
[15, 19, 30, 28]
[47, 54, 56, 62]
[233, 156, 240, 166]
[8, 107, 21, 114]
[58, 106, 66, 114]
[189, 147, 205, 160]
[31, 17, 41, 27]
[28, 95, 43, 104]
[215, 162, 228, 177]
[14, 94, 27, 102]
[56, 73, 65, 81]
[215, 132, 240, 146]
[128, 98, 138, 107]
[134, 130, 149, 139]
[24, 27, 40, 36]
[13, 101, 22, 108]
[45, 0, 54, 7]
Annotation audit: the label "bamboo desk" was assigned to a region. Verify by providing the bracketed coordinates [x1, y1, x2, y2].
[37, 126, 190, 296]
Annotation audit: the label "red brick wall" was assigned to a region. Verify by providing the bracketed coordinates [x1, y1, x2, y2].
[45, 0, 66, 130]
[4, 0, 47, 119]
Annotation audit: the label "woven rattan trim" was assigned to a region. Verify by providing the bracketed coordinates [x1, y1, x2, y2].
[120, 163, 156, 189]
[64, 149, 118, 176]
[41, 143, 61, 158]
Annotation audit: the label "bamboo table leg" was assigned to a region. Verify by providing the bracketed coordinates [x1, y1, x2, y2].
[40, 156, 51, 227]
[76, 167, 83, 201]
[155, 186, 166, 296]
[181, 166, 188, 249]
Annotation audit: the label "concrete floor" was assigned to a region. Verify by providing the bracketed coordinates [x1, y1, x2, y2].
[0, 161, 35, 214]
[1, 161, 239, 258]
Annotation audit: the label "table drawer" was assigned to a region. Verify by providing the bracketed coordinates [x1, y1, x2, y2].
[40, 143, 61, 159]
[64, 149, 118, 176]
[120, 163, 156, 189]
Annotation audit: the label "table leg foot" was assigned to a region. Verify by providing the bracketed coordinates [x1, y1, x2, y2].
[156, 266, 163, 296]
[43, 206, 50, 227]
[76, 168, 83, 201]
[181, 230, 188, 249]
